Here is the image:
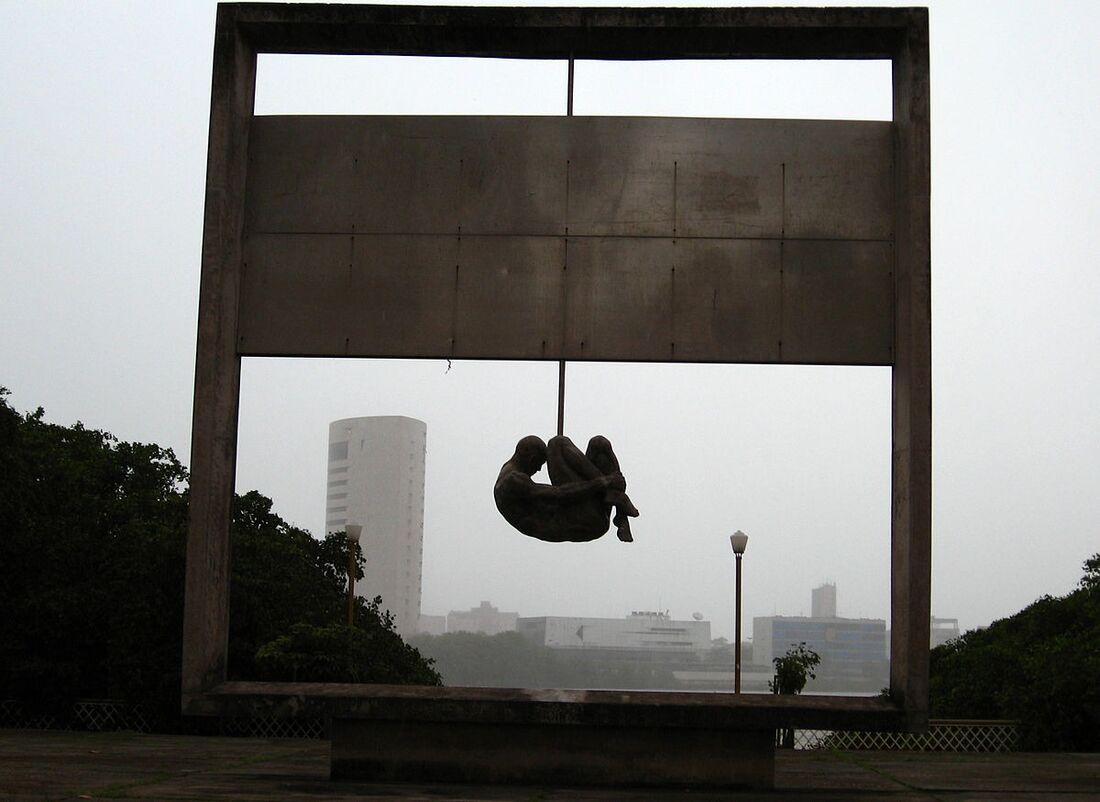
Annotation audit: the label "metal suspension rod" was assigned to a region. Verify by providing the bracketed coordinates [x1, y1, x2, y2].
[567, 56, 574, 116]
[557, 361, 566, 437]
[558, 56, 574, 438]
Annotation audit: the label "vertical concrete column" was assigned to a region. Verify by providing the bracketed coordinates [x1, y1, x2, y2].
[182, 6, 256, 705]
[889, 11, 932, 726]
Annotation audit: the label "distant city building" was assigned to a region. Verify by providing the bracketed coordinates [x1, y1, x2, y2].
[448, 601, 518, 635]
[812, 582, 837, 618]
[325, 416, 426, 637]
[518, 611, 711, 651]
[753, 615, 887, 681]
[930, 617, 961, 648]
[885, 617, 963, 656]
[753, 585, 887, 689]
[417, 613, 447, 636]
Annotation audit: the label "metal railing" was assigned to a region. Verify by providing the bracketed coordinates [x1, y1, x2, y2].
[0, 699, 326, 739]
[217, 715, 327, 739]
[794, 719, 1020, 752]
[3, 700, 1018, 750]
[0, 699, 153, 733]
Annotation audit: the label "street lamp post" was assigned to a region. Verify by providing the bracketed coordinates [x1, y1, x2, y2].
[730, 530, 749, 693]
[345, 523, 362, 626]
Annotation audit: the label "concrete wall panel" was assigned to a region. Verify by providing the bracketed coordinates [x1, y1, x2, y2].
[348, 235, 459, 357]
[240, 234, 894, 364]
[245, 119, 358, 233]
[565, 119, 676, 237]
[671, 239, 783, 362]
[783, 124, 894, 240]
[453, 236, 566, 359]
[781, 240, 894, 364]
[241, 116, 894, 365]
[246, 116, 892, 241]
[457, 120, 568, 236]
[563, 237, 675, 360]
[239, 234, 459, 357]
[239, 234, 354, 355]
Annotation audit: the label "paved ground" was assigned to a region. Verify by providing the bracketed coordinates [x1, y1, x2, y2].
[1, 730, 1099, 801]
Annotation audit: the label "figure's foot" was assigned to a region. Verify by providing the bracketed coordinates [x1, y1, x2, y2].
[616, 516, 633, 542]
[606, 491, 640, 518]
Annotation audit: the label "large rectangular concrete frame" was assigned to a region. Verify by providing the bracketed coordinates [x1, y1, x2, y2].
[184, 3, 930, 738]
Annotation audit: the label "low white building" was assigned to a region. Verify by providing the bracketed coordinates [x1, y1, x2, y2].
[518, 611, 711, 651]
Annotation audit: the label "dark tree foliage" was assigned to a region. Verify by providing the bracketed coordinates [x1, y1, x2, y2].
[0, 389, 188, 716]
[0, 388, 438, 725]
[769, 642, 821, 748]
[769, 642, 821, 695]
[1082, 554, 1100, 592]
[930, 554, 1100, 751]
[228, 491, 351, 679]
[255, 613, 441, 686]
[228, 496, 439, 686]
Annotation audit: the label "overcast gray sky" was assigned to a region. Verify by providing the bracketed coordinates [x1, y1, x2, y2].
[2, 1, 1098, 644]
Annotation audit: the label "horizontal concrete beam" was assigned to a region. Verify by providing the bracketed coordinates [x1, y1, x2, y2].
[187, 681, 909, 732]
[227, 3, 921, 60]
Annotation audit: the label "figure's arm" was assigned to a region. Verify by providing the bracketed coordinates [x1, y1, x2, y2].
[518, 472, 619, 502]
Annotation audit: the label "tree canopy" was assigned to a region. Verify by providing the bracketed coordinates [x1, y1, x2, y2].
[0, 387, 437, 726]
[0, 389, 189, 715]
[930, 553, 1100, 751]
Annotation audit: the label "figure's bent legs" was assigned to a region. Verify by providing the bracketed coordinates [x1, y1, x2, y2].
[546, 436, 601, 485]
[584, 435, 620, 475]
[546, 435, 639, 542]
[585, 436, 640, 542]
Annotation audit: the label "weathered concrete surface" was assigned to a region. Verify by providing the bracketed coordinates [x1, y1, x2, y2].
[240, 115, 895, 365]
[332, 720, 774, 788]
[3, 730, 1100, 801]
[191, 680, 909, 731]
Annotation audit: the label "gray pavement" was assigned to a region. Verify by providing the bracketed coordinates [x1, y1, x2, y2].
[1, 729, 1098, 801]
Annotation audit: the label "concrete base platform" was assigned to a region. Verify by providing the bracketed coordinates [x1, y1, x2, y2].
[331, 719, 774, 788]
[6, 730, 1100, 800]
[186, 681, 909, 789]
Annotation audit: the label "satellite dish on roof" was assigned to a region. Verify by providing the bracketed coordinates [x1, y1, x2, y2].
[692, 612, 704, 621]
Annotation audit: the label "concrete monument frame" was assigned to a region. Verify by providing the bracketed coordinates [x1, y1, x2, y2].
[182, 3, 929, 786]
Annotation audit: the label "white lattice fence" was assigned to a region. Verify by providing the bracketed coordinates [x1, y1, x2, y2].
[1, 699, 326, 739]
[73, 700, 153, 732]
[218, 716, 327, 739]
[1, 699, 152, 733]
[795, 719, 1019, 752]
[0, 699, 60, 730]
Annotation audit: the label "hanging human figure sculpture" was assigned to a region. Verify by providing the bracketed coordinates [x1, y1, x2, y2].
[494, 435, 640, 543]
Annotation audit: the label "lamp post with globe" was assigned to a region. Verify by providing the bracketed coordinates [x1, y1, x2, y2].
[730, 530, 749, 693]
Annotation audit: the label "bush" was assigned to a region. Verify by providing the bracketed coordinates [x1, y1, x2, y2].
[930, 554, 1100, 751]
[255, 617, 441, 686]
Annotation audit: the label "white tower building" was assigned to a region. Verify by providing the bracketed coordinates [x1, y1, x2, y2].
[326, 416, 426, 637]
